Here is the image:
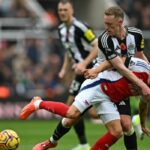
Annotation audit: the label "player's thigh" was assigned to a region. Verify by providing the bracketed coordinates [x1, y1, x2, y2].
[116, 98, 132, 131]
[88, 106, 99, 119]
[73, 78, 100, 113]
[95, 101, 120, 124]
[67, 104, 82, 119]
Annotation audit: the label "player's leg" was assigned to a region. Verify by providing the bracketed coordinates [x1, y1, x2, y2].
[31, 97, 91, 150]
[44, 77, 103, 149]
[66, 95, 90, 150]
[116, 99, 137, 150]
[91, 100, 122, 150]
[91, 119, 123, 150]
[69, 76, 90, 150]
[20, 96, 82, 119]
[88, 106, 102, 124]
[33, 118, 79, 150]
[29, 100, 84, 149]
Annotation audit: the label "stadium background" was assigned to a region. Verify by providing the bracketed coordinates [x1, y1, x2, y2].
[0, 0, 149, 149]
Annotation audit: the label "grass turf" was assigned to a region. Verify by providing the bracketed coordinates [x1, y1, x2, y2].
[0, 119, 149, 150]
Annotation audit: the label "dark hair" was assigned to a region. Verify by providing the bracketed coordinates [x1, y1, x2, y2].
[59, 0, 73, 6]
[104, 6, 124, 19]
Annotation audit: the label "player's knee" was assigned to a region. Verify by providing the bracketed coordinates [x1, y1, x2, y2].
[88, 107, 99, 118]
[62, 118, 75, 127]
[121, 119, 132, 132]
[120, 115, 132, 132]
[108, 121, 123, 138]
[111, 127, 123, 138]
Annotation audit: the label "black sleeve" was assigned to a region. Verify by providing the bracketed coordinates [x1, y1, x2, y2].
[98, 34, 118, 60]
[135, 31, 144, 52]
[76, 23, 97, 44]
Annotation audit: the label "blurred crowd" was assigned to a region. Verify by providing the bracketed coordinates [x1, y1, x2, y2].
[0, 0, 149, 100]
[116, 0, 150, 30]
[0, 0, 68, 99]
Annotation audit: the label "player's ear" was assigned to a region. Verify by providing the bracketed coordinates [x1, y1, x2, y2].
[118, 18, 123, 25]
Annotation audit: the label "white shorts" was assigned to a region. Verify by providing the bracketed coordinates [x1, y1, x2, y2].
[73, 77, 120, 124]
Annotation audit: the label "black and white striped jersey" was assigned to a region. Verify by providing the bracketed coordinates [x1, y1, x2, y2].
[98, 27, 144, 61]
[58, 18, 97, 64]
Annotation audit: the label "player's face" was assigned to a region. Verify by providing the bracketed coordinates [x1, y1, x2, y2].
[58, 2, 74, 24]
[104, 15, 122, 36]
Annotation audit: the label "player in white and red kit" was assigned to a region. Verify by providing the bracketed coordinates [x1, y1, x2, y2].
[20, 57, 150, 150]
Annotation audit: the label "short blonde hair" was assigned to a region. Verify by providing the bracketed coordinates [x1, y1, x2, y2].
[105, 6, 124, 19]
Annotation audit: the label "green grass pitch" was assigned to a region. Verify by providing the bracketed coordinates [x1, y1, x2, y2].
[0, 119, 149, 150]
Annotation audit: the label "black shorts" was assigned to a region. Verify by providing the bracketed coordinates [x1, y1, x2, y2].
[116, 98, 131, 116]
[69, 75, 85, 96]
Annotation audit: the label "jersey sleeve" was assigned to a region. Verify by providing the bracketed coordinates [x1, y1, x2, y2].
[135, 30, 144, 51]
[76, 22, 97, 44]
[83, 27, 97, 43]
[98, 34, 118, 60]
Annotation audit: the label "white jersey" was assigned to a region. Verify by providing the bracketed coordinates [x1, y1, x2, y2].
[73, 57, 150, 124]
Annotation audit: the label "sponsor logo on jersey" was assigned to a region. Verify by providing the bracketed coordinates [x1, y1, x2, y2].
[127, 43, 135, 56]
[104, 85, 108, 91]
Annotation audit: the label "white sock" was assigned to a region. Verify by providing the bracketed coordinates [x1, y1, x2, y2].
[124, 126, 135, 136]
[50, 136, 57, 144]
[34, 100, 42, 109]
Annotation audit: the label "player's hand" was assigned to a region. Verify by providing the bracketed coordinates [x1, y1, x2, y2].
[84, 68, 98, 79]
[142, 126, 150, 137]
[128, 83, 141, 95]
[73, 63, 86, 75]
[141, 85, 150, 99]
[58, 69, 66, 79]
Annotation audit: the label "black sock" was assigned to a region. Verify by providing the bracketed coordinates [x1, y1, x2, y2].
[73, 117, 87, 144]
[124, 132, 137, 150]
[52, 120, 71, 141]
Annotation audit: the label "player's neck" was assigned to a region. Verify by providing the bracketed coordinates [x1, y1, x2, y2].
[65, 17, 74, 27]
[116, 27, 126, 40]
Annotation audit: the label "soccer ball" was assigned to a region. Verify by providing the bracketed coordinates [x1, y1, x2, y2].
[0, 129, 20, 150]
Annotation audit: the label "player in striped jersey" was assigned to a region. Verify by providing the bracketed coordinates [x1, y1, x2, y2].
[20, 57, 150, 150]
[30, 0, 98, 150]
[84, 6, 149, 150]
